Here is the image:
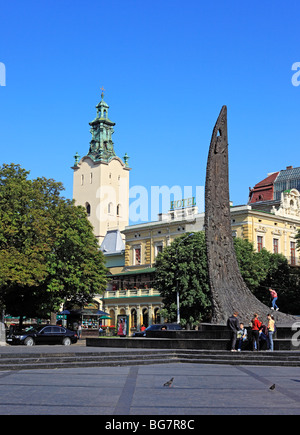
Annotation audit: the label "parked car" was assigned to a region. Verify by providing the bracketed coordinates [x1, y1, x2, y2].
[133, 323, 182, 337]
[6, 325, 78, 346]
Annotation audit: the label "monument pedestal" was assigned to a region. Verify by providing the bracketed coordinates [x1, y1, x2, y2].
[0, 322, 6, 346]
[87, 323, 299, 351]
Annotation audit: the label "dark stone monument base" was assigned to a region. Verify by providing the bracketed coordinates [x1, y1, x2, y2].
[86, 323, 298, 351]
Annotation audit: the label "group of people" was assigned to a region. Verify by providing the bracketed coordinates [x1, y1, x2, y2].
[227, 288, 279, 352]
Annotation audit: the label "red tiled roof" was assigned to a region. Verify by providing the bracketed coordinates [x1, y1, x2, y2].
[252, 172, 279, 188]
[248, 172, 279, 203]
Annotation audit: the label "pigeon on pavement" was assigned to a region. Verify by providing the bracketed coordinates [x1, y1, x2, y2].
[269, 384, 276, 390]
[163, 377, 174, 387]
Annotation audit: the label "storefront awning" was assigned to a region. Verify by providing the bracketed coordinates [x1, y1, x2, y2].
[71, 309, 110, 316]
[111, 267, 156, 277]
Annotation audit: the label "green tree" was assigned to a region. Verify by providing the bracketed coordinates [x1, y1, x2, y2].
[154, 232, 211, 327]
[0, 165, 51, 292]
[44, 199, 107, 312]
[233, 237, 298, 312]
[233, 237, 268, 292]
[0, 163, 107, 323]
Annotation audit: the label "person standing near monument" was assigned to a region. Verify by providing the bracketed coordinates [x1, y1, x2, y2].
[269, 288, 279, 311]
[237, 322, 248, 352]
[251, 313, 262, 351]
[267, 313, 276, 351]
[227, 312, 240, 352]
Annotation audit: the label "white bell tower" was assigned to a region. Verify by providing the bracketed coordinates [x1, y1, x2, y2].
[72, 89, 130, 245]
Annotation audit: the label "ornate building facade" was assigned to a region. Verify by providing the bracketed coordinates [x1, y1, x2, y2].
[102, 203, 202, 334]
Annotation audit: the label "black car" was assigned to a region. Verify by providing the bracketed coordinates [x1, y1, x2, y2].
[133, 323, 182, 337]
[6, 325, 78, 346]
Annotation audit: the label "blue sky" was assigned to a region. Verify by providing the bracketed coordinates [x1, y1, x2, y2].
[0, 0, 299, 223]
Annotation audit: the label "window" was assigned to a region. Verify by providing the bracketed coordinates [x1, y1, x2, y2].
[155, 243, 163, 257]
[86, 203, 91, 216]
[134, 247, 141, 265]
[90, 173, 93, 184]
[257, 236, 263, 252]
[108, 202, 113, 214]
[52, 326, 65, 333]
[81, 174, 84, 185]
[273, 238, 279, 254]
[131, 309, 137, 329]
[291, 241, 296, 265]
[154, 308, 161, 324]
[142, 307, 148, 327]
[117, 204, 121, 216]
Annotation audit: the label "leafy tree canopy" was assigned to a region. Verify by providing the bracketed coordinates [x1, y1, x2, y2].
[154, 232, 211, 327]
[0, 163, 107, 320]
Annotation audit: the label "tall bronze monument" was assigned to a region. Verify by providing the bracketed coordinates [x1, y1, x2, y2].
[205, 106, 295, 325]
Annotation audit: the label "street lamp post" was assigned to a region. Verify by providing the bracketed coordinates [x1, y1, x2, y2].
[176, 233, 194, 324]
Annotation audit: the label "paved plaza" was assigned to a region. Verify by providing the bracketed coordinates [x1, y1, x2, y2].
[1, 345, 300, 416]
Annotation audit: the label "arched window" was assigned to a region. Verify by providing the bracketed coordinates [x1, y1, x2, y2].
[85, 203, 91, 216]
[131, 309, 137, 329]
[154, 308, 161, 324]
[142, 308, 149, 327]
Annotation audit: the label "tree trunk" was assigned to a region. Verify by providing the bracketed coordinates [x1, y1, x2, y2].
[50, 312, 57, 325]
[19, 315, 24, 330]
[0, 309, 6, 346]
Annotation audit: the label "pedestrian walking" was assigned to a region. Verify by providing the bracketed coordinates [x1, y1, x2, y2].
[267, 313, 275, 351]
[251, 313, 262, 351]
[77, 323, 82, 340]
[227, 312, 240, 352]
[269, 288, 279, 311]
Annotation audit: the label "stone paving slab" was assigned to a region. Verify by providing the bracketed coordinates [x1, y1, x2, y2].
[1, 362, 300, 416]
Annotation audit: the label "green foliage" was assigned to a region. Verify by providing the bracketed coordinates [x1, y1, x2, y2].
[44, 200, 107, 311]
[234, 237, 300, 314]
[0, 163, 107, 319]
[233, 238, 268, 291]
[0, 164, 51, 289]
[154, 232, 211, 327]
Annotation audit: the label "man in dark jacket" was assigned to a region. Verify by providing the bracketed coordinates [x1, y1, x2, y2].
[227, 312, 240, 352]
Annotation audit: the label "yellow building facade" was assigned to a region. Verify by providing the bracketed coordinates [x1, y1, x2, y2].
[231, 189, 300, 265]
[102, 203, 202, 334]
